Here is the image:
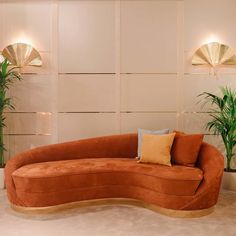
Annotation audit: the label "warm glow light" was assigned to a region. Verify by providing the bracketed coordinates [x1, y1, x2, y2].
[12, 34, 33, 46]
[37, 112, 52, 116]
[201, 34, 222, 45]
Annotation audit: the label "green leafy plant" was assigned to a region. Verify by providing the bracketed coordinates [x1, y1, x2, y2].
[199, 86, 236, 172]
[0, 59, 22, 168]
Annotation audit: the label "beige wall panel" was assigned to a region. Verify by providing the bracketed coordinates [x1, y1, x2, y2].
[59, 74, 116, 112]
[0, 1, 52, 51]
[7, 135, 52, 161]
[179, 113, 212, 134]
[58, 1, 115, 73]
[182, 74, 236, 112]
[9, 75, 54, 112]
[120, 0, 178, 73]
[121, 112, 177, 134]
[184, 0, 236, 73]
[58, 113, 118, 142]
[4, 112, 52, 135]
[4, 113, 36, 135]
[121, 74, 177, 112]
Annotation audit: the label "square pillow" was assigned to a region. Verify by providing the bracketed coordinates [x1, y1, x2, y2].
[137, 128, 169, 159]
[171, 131, 204, 167]
[139, 133, 176, 166]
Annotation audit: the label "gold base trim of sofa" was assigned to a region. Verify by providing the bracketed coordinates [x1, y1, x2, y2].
[11, 198, 214, 218]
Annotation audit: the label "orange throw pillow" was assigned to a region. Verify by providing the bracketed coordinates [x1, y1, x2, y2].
[171, 131, 204, 167]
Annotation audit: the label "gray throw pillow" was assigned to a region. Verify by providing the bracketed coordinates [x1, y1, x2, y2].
[137, 128, 170, 159]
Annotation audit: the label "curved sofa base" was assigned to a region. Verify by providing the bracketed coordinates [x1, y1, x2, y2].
[11, 198, 214, 218]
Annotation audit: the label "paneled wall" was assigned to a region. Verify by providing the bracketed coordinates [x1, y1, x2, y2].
[0, 0, 56, 160]
[0, 0, 236, 164]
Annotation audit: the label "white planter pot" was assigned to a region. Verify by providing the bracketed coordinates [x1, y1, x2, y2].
[0, 168, 4, 189]
[222, 171, 236, 191]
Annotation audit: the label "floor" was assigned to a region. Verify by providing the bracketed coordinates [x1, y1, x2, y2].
[0, 190, 236, 236]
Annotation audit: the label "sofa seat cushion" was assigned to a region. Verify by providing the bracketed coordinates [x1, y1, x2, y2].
[12, 158, 203, 197]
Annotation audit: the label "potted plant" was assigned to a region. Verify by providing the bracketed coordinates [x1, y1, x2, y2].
[199, 86, 236, 190]
[0, 59, 22, 188]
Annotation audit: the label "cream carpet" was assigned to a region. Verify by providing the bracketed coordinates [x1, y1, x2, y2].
[0, 190, 236, 236]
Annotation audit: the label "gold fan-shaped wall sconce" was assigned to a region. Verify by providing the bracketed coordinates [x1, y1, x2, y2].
[192, 42, 236, 67]
[2, 43, 42, 67]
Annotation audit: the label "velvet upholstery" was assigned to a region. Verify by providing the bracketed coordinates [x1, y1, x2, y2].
[171, 132, 204, 167]
[5, 133, 224, 210]
[12, 158, 203, 207]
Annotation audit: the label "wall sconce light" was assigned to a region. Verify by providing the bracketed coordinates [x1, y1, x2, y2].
[192, 42, 236, 67]
[1, 43, 42, 67]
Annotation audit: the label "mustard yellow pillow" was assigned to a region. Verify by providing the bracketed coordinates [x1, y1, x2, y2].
[139, 133, 176, 166]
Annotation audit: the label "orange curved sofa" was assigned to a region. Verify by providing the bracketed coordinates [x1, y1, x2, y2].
[5, 133, 224, 216]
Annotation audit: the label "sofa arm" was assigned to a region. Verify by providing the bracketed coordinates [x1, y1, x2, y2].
[197, 142, 224, 187]
[181, 142, 224, 210]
